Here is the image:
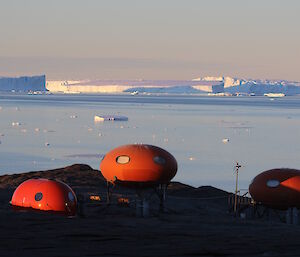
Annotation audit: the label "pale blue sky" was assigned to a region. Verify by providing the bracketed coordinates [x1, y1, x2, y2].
[0, 0, 299, 80]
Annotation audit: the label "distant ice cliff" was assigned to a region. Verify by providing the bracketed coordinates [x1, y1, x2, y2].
[46, 77, 300, 95]
[46, 79, 224, 94]
[0, 75, 46, 92]
[1, 75, 299, 95]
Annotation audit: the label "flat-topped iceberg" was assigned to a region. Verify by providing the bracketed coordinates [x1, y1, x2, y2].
[94, 115, 128, 122]
[0, 75, 46, 92]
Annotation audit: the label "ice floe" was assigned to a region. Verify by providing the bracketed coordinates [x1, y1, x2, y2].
[94, 115, 128, 122]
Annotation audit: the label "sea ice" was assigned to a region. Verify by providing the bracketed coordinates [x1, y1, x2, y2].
[94, 115, 128, 122]
[222, 138, 230, 143]
[43, 129, 55, 133]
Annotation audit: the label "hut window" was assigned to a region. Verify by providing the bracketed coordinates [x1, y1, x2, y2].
[116, 155, 130, 164]
[35, 192, 43, 201]
[68, 192, 75, 202]
[153, 156, 166, 165]
[266, 179, 280, 188]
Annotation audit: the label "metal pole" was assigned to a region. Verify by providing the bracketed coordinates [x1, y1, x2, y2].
[234, 162, 241, 214]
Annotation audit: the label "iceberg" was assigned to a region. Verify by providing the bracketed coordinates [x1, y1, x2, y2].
[0, 75, 46, 92]
[94, 115, 128, 122]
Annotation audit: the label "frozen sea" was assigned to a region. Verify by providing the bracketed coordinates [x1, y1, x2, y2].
[1, 93, 300, 192]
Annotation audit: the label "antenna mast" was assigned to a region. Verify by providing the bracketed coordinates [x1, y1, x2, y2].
[234, 161, 242, 214]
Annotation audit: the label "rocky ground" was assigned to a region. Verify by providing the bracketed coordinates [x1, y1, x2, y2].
[0, 164, 300, 257]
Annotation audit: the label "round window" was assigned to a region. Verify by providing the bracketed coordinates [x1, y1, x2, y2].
[35, 192, 43, 201]
[153, 156, 166, 165]
[266, 179, 280, 188]
[116, 155, 130, 164]
[68, 192, 75, 202]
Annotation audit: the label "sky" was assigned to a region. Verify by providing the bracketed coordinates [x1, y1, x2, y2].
[0, 0, 299, 81]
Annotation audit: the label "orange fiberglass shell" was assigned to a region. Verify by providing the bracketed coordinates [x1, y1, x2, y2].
[249, 168, 300, 209]
[100, 144, 177, 187]
[11, 179, 77, 216]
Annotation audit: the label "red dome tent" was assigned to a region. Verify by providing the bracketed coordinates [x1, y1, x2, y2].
[11, 179, 77, 216]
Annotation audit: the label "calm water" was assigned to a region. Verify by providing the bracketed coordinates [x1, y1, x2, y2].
[1, 93, 300, 192]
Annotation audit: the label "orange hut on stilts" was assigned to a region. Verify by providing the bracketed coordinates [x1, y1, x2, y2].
[100, 144, 178, 216]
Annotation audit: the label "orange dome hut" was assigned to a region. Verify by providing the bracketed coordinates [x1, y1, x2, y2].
[100, 144, 177, 187]
[249, 168, 300, 210]
[100, 144, 177, 216]
[11, 179, 77, 216]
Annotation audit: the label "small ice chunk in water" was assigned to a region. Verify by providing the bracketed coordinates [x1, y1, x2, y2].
[222, 138, 230, 143]
[43, 129, 55, 133]
[94, 116, 104, 122]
